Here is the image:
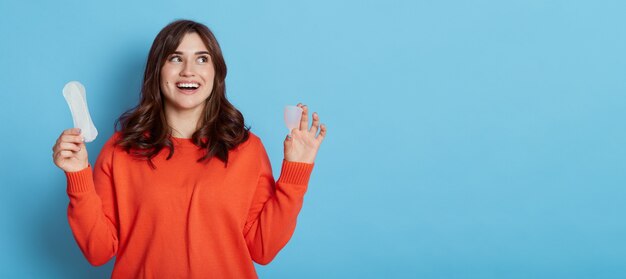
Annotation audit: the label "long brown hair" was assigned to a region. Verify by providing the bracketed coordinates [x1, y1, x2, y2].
[115, 19, 250, 168]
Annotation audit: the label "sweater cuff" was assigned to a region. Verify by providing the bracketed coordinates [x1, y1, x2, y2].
[65, 165, 95, 194]
[277, 160, 314, 186]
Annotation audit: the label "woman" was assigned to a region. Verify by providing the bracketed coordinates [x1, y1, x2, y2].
[52, 19, 326, 278]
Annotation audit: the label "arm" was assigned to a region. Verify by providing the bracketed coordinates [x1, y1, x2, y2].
[243, 142, 314, 265]
[65, 136, 119, 266]
[244, 103, 327, 264]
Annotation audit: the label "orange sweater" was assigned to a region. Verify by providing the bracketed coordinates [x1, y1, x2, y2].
[65, 132, 314, 278]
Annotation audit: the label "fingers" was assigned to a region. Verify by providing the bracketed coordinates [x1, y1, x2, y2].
[53, 141, 83, 155]
[54, 141, 82, 152]
[57, 134, 84, 145]
[310, 112, 320, 135]
[316, 124, 327, 142]
[295, 103, 326, 141]
[53, 128, 89, 172]
[297, 103, 308, 131]
[58, 150, 75, 158]
[53, 128, 84, 156]
[53, 149, 78, 161]
[62, 128, 82, 136]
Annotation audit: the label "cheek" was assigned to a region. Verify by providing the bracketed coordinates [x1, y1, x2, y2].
[202, 64, 216, 79]
[159, 78, 168, 92]
[160, 68, 175, 89]
[202, 68, 216, 86]
[161, 65, 177, 79]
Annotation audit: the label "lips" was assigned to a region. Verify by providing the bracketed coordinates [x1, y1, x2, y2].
[175, 81, 201, 94]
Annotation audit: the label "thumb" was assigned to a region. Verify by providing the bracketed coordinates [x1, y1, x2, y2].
[76, 141, 88, 157]
[283, 134, 292, 152]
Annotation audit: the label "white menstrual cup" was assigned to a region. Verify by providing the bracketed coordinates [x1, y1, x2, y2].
[63, 81, 98, 142]
[284, 105, 303, 134]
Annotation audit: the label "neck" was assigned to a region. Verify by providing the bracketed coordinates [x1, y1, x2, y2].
[164, 104, 205, 138]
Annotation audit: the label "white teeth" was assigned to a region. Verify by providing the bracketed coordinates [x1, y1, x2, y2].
[177, 83, 199, 89]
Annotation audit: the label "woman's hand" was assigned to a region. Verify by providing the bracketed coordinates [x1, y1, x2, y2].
[53, 128, 89, 172]
[284, 103, 327, 163]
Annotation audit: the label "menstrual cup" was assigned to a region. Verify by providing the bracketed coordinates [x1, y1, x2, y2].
[63, 81, 98, 142]
[284, 105, 303, 134]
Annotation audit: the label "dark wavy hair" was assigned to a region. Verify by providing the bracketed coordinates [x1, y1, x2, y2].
[115, 19, 250, 168]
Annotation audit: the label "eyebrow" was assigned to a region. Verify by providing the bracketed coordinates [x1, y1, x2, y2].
[172, 51, 210, 55]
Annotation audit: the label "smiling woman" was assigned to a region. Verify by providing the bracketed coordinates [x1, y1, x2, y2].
[115, 20, 238, 165]
[51, 19, 327, 278]
[160, 33, 216, 121]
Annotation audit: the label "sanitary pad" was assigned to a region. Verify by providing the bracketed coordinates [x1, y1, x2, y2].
[62, 81, 98, 142]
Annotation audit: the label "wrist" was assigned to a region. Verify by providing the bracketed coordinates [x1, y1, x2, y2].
[284, 158, 314, 164]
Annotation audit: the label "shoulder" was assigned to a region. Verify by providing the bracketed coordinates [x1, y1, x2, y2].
[234, 131, 263, 153]
[92, 132, 123, 167]
[97, 132, 124, 157]
[104, 132, 123, 149]
[233, 131, 272, 160]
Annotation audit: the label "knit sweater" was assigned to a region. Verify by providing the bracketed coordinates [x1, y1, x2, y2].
[65, 132, 314, 278]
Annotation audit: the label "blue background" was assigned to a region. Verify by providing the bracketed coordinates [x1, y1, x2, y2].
[1, 0, 625, 278]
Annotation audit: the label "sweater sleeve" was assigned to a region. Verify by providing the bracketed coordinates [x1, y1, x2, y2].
[243, 139, 314, 265]
[65, 136, 119, 266]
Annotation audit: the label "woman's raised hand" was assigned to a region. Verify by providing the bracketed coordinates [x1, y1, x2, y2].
[52, 128, 89, 172]
[283, 103, 327, 164]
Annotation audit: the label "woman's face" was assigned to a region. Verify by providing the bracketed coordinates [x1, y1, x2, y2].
[160, 32, 215, 114]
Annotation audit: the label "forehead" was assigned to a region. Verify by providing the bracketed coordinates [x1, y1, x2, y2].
[175, 32, 209, 52]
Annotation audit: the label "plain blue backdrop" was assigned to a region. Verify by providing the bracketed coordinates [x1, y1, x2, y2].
[1, 0, 625, 278]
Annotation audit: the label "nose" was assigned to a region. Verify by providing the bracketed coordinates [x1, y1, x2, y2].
[179, 61, 195, 77]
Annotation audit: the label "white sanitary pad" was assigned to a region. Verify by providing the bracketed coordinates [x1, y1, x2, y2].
[63, 81, 98, 142]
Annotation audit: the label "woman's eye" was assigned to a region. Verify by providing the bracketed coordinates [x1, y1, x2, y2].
[169, 56, 182, 62]
[197, 56, 209, 63]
